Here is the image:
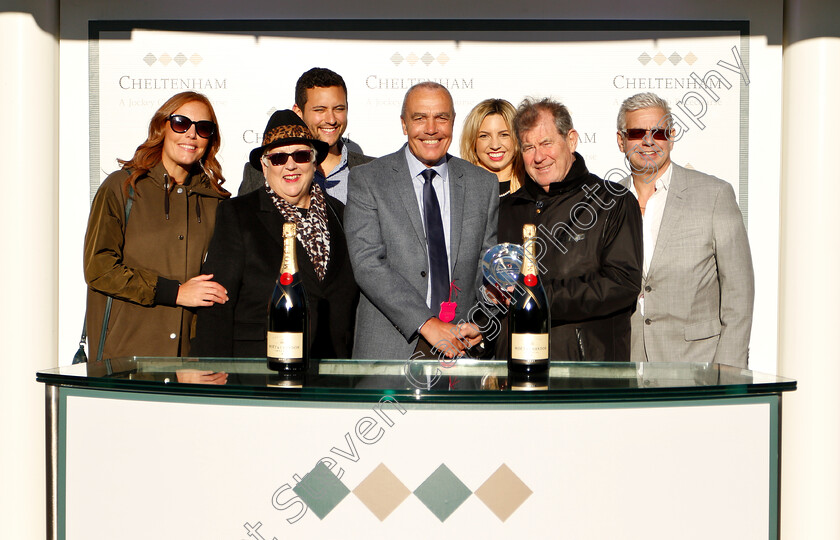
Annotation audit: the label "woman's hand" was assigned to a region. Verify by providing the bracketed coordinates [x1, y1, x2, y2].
[176, 274, 229, 307]
[175, 369, 228, 385]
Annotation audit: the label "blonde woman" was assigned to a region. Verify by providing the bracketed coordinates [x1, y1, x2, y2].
[460, 98, 525, 197]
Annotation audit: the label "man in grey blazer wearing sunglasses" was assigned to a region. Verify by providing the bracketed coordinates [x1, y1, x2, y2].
[616, 92, 754, 368]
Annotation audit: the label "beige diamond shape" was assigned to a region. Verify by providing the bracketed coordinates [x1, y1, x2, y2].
[406, 52, 419, 65]
[189, 53, 202, 66]
[653, 52, 667, 65]
[353, 464, 411, 521]
[474, 464, 532, 522]
[685, 52, 698, 65]
[158, 53, 172, 66]
[437, 52, 450, 65]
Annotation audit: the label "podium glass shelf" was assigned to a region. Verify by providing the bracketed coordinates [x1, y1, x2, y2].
[36, 356, 795, 403]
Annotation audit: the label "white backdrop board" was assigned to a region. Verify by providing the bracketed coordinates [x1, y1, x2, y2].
[89, 21, 749, 203]
[59, 19, 781, 373]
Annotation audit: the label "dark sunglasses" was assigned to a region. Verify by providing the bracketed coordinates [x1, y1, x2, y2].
[168, 114, 216, 139]
[622, 128, 670, 141]
[262, 150, 313, 167]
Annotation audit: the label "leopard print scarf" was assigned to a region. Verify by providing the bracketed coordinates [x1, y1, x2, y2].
[265, 182, 331, 280]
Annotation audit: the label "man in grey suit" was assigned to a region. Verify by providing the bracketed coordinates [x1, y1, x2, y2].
[616, 92, 754, 367]
[345, 82, 499, 360]
[239, 67, 373, 200]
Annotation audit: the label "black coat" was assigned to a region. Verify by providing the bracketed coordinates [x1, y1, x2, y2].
[497, 153, 643, 362]
[191, 188, 359, 359]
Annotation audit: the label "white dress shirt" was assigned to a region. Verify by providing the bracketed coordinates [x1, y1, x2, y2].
[628, 164, 672, 314]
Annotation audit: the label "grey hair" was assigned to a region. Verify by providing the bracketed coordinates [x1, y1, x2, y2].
[400, 81, 454, 119]
[616, 92, 672, 131]
[513, 97, 574, 144]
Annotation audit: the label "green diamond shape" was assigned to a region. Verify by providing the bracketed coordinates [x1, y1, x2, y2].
[413, 464, 472, 522]
[293, 462, 350, 520]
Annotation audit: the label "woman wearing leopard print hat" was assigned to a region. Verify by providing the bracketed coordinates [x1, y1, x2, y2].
[192, 110, 358, 359]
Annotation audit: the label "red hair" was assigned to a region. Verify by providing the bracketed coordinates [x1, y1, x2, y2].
[117, 91, 229, 197]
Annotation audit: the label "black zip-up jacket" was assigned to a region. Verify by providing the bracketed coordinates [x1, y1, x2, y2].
[497, 153, 643, 362]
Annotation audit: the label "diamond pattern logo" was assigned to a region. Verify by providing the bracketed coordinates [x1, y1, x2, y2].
[353, 464, 411, 521]
[292, 462, 532, 522]
[293, 462, 350, 520]
[390, 52, 451, 67]
[143, 52, 206, 67]
[413, 464, 472, 522]
[638, 50, 699, 66]
[474, 464, 533, 522]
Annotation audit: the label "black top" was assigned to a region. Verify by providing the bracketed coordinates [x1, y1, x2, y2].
[191, 189, 359, 359]
[498, 180, 511, 197]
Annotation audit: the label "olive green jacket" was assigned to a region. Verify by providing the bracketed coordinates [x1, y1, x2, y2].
[84, 162, 227, 360]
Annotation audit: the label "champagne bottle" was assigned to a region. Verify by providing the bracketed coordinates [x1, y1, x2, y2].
[267, 222, 309, 371]
[508, 368, 550, 391]
[508, 224, 550, 370]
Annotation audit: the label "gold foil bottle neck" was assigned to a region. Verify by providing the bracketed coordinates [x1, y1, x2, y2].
[282, 222, 296, 238]
[522, 223, 536, 240]
[281, 222, 298, 274]
[521, 223, 538, 276]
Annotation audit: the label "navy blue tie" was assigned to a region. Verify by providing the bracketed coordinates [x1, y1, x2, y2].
[421, 168, 449, 312]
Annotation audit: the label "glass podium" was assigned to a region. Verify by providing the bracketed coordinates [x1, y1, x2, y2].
[38, 358, 795, 540]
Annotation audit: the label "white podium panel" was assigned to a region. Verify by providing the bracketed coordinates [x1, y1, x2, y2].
[57, 389, 777, 540]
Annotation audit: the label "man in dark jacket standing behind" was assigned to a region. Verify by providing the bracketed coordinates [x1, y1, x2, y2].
[239, 67, 373, 200]
[498, 98, 642, 361]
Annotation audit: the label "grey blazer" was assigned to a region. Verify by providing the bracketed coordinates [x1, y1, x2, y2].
[344, 147, 499, 360]
[620, 164, 754, 367]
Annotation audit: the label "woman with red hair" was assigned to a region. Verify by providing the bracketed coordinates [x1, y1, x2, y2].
[84, 91, 230, 361]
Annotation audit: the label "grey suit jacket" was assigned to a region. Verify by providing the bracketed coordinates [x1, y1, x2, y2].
[620, 164, 754, 367]
[344, 147, 499, 360]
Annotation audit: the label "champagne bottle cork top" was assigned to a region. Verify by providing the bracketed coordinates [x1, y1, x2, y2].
[283, 222, 297, 237]
[522, 223, 536, 240]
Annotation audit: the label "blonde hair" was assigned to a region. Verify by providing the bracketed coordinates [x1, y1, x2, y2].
[460, 99, 524, 193]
